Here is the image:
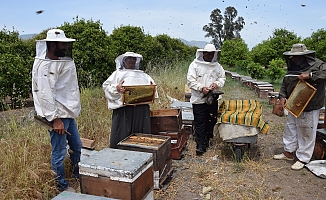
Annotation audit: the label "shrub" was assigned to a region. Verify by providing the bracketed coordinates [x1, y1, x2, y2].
[266, 58, 286, 83]
[0, 28, 33, 109]
[247, 62, 266, 79]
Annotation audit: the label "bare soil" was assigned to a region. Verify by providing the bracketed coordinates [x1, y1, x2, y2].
[155, 79, 326, 200]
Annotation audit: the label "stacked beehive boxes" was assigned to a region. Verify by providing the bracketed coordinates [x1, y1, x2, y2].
[150, 108, 188, 160]
[117, 133, 173, 189]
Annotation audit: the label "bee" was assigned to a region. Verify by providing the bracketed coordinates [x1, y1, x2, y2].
[36, 10, 44, 14]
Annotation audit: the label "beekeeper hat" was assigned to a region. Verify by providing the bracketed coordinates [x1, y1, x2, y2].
[42, 29, 75, 42]
[283, 43, 315, 56]
[197, 44, 220, 52]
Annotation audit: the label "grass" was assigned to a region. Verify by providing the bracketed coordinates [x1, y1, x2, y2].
[0, 59, 286, 199]
[0, 60, 193, 199]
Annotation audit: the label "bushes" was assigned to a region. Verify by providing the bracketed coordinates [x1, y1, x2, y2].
[246, 62, 265, 79]
[0, 28, 34, 109]
[266, 58, 286, 83]
[0, 19, 197, 109]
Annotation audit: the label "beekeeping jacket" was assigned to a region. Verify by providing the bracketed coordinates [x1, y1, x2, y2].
[187, 49, 226, 104]
[280, 54, 326, 111]
[102, 52, 158, 110]
[32, 40, 81, 121]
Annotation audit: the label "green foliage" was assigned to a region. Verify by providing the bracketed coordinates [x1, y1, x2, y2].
[268, 28, 301, 58]
[59, 17, 113, 88]
[266, 58, 286, 83]
[250, 41, 277, 67]
[0, 28, 34, 109]
[303, 29, 326, 61]
[0, 18, 197, 108]
[220, 38, 249, 67]
[109, 25, 147, 57]
[203, 6, 245, 48]
[251, 29, 301, 66]
[247, 62, 266, 79]
[235, 59, 252, 71]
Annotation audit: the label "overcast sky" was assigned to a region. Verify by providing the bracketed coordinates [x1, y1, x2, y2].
[1, 0, 325, 49]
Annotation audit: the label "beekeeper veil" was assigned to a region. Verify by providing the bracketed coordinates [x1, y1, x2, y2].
[196, 44, 221, 63]
[35, 29, 75, 60]
[115, 52, 143, 70]
[283, 43, 316, 72]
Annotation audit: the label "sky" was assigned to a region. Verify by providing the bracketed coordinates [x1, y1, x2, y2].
[1, 0, 325, 49]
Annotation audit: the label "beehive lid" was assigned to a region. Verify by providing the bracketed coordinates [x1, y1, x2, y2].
[53, 191, 115, 199]
[79, 148, 153, 183]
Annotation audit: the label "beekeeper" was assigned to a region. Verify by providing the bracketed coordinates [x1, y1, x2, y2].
[102, 52, 158, 148]
[187, 44, 226, 156]
[32, 29, 82, 192]
[274, 43, 326, 170]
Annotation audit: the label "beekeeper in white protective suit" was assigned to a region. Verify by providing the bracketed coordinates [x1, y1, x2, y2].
[32, 29, 82, 192]
[102, 52, 158, 148]
[187, 44, 226, 156]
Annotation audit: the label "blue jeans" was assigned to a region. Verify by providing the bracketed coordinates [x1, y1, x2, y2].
[49, 118, 82, 191]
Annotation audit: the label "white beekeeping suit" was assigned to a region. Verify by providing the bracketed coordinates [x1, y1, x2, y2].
[32, 29, 81, 121]
[187, 44, 225, 104]
[102, 52, 158, 110]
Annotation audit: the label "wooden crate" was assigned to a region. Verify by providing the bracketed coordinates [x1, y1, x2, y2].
[182, 124, 194, 137]
[150, 109, 182, 133]
[117, 133, 171, 171]
[156, 128, 188, 160]
[79, 148, 154, 200]
[250, 81, 270, 90]
[153, 158, 173, 189]
[257, 87, 274, 98]
[268, 92, 279, 105]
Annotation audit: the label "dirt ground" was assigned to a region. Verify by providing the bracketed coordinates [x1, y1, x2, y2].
[155, 80, 326, 200]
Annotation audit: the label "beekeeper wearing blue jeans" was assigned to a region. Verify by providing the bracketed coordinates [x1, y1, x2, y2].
[32, 29, 82, 192]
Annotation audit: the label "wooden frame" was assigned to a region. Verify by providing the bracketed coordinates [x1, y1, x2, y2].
[122, 85, 156, 105]
[285, 81, 316, 118]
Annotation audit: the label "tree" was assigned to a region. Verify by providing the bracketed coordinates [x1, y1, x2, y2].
[266, 58, 286, 83]
[0, 28, 34, 109]
[220, 38, 249, 67]
[250, 41, 278, 67]
[250, 28, 301, 67]
[59, 17, 113, 88]
[303, 29, 326, 61]
[203, 6, 245, 48]
[268, 28, 301, 59]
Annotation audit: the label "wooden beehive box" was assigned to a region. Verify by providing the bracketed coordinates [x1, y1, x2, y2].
[155, 127, 188, 160]
[257, 86, 274, 98]
[79, 148, 154, 200]
[117, 134, 171, 171]
[117, 134, 173, 189]
[150, 109, 182, 133]
[153, 157, 173, 189]
[268, 92, 279, 105]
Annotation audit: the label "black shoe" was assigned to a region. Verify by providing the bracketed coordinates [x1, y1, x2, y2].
[196, 148, 205, 156]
